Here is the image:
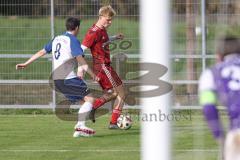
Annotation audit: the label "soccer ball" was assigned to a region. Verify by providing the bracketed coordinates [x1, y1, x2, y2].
[117, 114, 132, 130]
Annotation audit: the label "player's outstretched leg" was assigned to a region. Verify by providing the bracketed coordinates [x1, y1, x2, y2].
[89, 90, 118, 123]
[89, 97, 106, 123]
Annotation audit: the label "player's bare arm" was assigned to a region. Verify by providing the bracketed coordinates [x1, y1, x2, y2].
[109, 33, 124, 41]
[102, 33, 124, 47]
[76, 55, 99, 81]
[16, 49, 46, 70]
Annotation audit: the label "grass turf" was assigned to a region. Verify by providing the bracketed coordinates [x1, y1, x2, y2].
[0, 110, 227, 160]
[0, 114, 140, 160]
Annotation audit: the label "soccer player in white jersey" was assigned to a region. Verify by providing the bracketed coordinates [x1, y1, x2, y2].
[16, 17, 99, 137]
[199, 36, 240, 160]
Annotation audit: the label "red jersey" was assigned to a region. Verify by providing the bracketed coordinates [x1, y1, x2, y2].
[82, 24, 123, 90]
[82, 24, 110, 71]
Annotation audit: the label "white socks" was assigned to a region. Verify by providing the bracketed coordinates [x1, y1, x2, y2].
[76, 101, 93, 127]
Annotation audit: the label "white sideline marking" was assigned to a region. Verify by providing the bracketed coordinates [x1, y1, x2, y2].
[0, 149, 139, 152]
[0, 149, 218, 152]
[175, 149, 218, 152]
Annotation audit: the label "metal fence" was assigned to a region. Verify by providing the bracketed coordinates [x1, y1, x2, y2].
[0, 0, 240, 109]
[0, 0, 139, 109]
[172, 0, 240, 108]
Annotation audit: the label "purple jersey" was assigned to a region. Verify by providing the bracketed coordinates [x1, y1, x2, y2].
[211, 55, 240, 129]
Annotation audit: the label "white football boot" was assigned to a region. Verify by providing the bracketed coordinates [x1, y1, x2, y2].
[73, 124, 95, 137]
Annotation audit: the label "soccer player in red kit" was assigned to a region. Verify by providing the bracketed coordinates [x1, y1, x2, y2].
[81, 5, 125, 129]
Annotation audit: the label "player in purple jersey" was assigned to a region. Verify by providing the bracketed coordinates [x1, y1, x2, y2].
[199, 36, 240, 160]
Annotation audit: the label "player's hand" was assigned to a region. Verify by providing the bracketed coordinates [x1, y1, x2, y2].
[77, 70, 85, 79]
[116, 33, 124, 40]
[16, 63, 27, 70]
[77, 65, 86, 79]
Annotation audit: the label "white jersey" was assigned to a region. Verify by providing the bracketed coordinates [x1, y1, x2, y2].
[44, 32, 83, 80]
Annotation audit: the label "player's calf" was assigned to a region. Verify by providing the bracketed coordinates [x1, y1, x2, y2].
[90, 90, 118, 123]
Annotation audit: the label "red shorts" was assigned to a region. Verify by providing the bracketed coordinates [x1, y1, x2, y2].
[96, 64, 122, 90]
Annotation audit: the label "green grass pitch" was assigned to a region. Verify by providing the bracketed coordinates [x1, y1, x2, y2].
[0, 110, 226, 160]
[0, 114, 140, 160]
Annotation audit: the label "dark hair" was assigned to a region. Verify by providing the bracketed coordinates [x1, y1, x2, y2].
[216, 36, 240, 57]
[65, 17, 80, 31]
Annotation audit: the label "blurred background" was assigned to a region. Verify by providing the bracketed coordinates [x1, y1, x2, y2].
[0, 0, 239, 159]
[1, 0, 240, 108]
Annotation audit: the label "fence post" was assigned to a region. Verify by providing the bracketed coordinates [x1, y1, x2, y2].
[201, 0, 206, 71]
[50, 0, 56, 111]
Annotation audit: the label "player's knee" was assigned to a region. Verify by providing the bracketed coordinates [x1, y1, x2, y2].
[112, 91, 118, 98]
[118, 90, 126, 100]
[84, 95, 95, 104]
[113, 90, 126, 100]
[106, 89, 118, 99]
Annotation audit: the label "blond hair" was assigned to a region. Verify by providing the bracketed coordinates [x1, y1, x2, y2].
[99, 5, 116, 17]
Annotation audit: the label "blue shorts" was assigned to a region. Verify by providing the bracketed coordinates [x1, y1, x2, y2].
[54, 77, 90, 103]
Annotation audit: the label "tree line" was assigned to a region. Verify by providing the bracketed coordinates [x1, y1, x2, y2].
[1, 0, 240, 17]
[0, 0, 139, 16]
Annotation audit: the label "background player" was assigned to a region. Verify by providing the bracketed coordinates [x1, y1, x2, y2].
[199, 36, 240, 160]
[16, 17, 98, 137]
[81, 5, 125, 129]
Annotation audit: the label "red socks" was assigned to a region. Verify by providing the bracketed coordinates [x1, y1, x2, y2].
[93, 98, 122, 125]
[110, 108, 122, 124]
[93, 98, 106, 110]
